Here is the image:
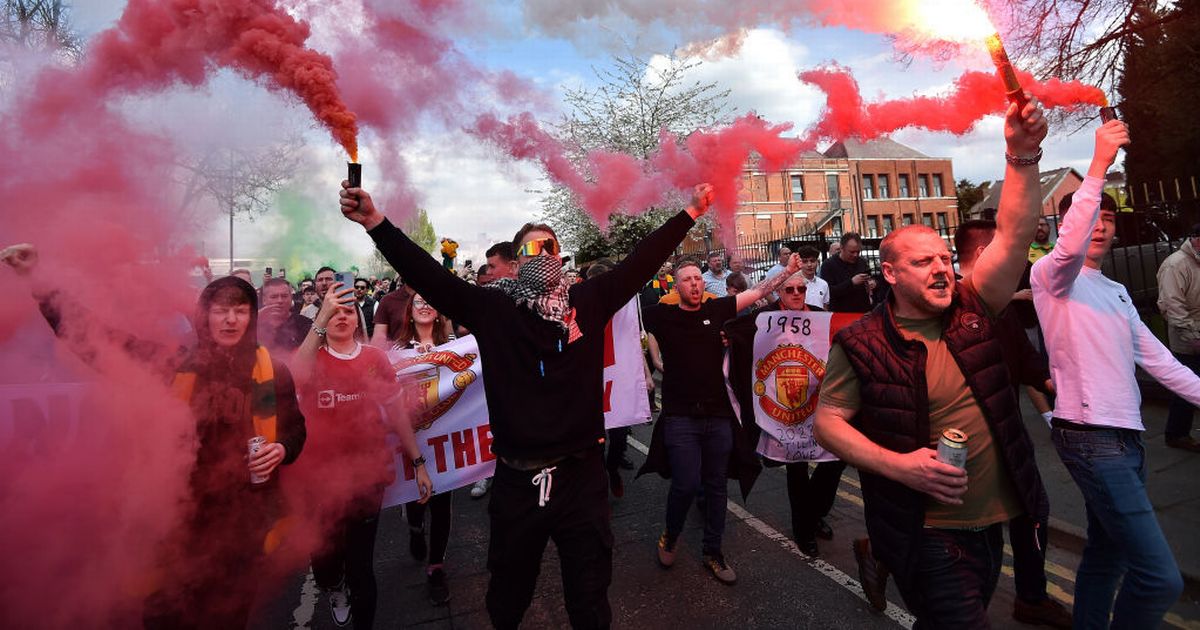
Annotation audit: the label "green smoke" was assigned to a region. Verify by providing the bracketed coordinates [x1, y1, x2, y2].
[262, 189, 355, 279]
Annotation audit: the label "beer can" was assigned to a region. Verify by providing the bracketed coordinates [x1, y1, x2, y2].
[936, 428, 968, 470]
[248, 436, 269, 484]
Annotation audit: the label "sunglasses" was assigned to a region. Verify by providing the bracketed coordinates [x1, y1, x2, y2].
[782, 286, 807, 294]
[516, 237, 560, 258]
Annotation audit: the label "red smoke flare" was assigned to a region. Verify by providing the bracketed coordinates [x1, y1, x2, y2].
[798, 65, 1106, 141]
[52, 0, 358, 158]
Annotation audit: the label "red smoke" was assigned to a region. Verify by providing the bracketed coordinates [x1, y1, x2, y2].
[68, 0, 359, 158]
[798, 65, 1106, 141]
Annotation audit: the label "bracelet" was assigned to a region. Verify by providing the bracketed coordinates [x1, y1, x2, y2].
[1005, 148, 1043, 167]
[412, 455, 427, 467]
[311, 324, 327, 337]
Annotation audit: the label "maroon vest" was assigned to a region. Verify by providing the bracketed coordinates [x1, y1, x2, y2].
[833, 284, 1048, 582]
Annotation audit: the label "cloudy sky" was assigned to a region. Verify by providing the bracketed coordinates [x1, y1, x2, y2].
[68, 0, 1101, 270]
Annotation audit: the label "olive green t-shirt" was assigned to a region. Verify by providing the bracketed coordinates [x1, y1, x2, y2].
[821, 316, 1024, 528]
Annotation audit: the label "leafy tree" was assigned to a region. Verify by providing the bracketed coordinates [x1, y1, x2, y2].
[540, 51, 733, 262]
[955, 178, 989, 218]
[404, 208, 438, 254]
[1118, 0, 1199, 232]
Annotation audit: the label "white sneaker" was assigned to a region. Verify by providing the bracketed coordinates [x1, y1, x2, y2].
[470, 478, 492, 498]
[328, 584, 352, 627]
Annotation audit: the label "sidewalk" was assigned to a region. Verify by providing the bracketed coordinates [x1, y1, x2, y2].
[1020, 395, 1200, 584]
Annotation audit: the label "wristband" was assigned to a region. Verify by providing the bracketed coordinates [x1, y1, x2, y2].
[311, 324, 327, 337]
[1005, 148, 1043, 167]
[412, 455, 427, 467]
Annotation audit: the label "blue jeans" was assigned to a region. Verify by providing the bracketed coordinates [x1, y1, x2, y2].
[662, 414, 732, 555]
[1052, 426, 1183, 628]
[1165, 352, 1199, 440]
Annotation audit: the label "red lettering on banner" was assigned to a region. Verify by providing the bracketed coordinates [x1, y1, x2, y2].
[603, 319, 615, 368]
[452, 428, 478, 468]
[427, 434, 450, 473]
[477, 424, 495, 462]
[603, 379, 613, 413]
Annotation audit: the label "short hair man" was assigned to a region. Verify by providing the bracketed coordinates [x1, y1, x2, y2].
[639, 260, 674, 307]
[818, 233, 871, 312]
[1028, 216, 1055, 264]
[794, 245, 829, 310]
[815, 98, 1051, 627]
[258, 277, 295, 353]
[485, 241, 517, 281]
[701, 252, 729, 297]
[353, 277, 376, 332]
[1157, 223, 1200, 452]
[763, 246, 792, 293]
[342, 179, 717, 629]
[1033, 120, 1200, 627]
[641, 252, 802, 584]
[314, 266, 336, 299]
[231, 268, 253, 284]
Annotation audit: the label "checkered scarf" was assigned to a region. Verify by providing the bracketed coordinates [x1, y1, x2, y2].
[487, 255, 581, 340]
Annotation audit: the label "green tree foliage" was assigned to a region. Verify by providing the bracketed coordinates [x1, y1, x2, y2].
[404, 208, 438, 254]
[1118, 0, 1199, 231]
[955, 178, 989, 218]
[540, 52, 733, 262]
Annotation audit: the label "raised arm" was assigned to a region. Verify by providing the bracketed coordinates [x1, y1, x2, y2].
[735, 254, 799, 312]
[340, 183, 486, 328]
[1031, 121, 1128, 298]
[587, 184, 711, 318]
[289, 283, 357, 385]
[971, 96, 1050, 314]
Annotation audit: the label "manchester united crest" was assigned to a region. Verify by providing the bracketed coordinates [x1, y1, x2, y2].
[753, 344, 825, 426]
[393, 350, 479, 431]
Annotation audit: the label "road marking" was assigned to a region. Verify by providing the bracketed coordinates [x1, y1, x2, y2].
[290, 570, 318, 629]
[628, 437, 915, 628]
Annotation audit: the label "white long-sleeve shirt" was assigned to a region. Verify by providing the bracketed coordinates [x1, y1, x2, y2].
[1032, 175, 1200, 429]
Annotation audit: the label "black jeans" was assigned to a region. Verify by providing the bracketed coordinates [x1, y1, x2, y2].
[486, 447, 613, 630]
[406, 491, 454, 566]
[311, 490, 384, 629]
[896, 524, 1004, 630]
[785, 460, 846, 542]
[1166, 352, 1199, 440]
[605, 426, 630, 473]
[1008, 513, 1050, 604]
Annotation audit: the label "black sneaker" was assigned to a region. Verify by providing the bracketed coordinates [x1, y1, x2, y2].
[328, 583, 352, 627]
[427, 568, 451, 606]
[816, 518, 834, 540]
[796, 537, 819, 557]
[702, 552, 737, 585]
[409, 528, 427, 562]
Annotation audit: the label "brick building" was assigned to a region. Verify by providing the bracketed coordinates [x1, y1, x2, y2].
[733, 138, 958, 242]
[967, 167, 1084, 220]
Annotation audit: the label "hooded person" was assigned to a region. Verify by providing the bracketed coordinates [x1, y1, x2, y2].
[338, 182, 716, 630]
[0, 245, 306, 629]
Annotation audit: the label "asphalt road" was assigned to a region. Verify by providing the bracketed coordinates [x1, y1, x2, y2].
[251, 422, 1200, 630]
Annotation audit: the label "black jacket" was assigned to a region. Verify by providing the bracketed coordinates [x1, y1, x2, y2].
[833, 284, 1049, 587]
[819, 255, 872, 312]
[368, 211, 694, 460]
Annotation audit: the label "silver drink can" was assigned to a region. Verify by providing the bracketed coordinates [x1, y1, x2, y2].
[936, 428, 968, 470]
[248, 436, 269, 484]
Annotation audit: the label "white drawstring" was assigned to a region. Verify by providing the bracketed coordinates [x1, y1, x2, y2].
[532, 466, 557, 507]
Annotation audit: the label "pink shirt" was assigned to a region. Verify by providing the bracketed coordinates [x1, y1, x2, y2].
[1032, 175, 1200, 429]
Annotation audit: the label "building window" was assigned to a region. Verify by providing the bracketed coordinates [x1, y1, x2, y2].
[922, 213, 933, 227]
[862, 174, 875, 199]
[831, 216, 843, 236]
[933, 174, 944, 197]
[826, 174, 841, 204]
[937, 212, 949, 229]
[790, 174, 804, 201]
[918, 175, 929, 197]
[878, 175, 890, 199]
[867, 216, 880, 238]
[883, 215, 895, 232]
[898, 174, 911, 197]
[902, 213, 914, 226]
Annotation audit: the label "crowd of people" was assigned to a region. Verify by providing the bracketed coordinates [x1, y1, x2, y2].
[3, 97, 1199, 630]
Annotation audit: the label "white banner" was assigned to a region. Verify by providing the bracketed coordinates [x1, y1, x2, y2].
[603, 299, 652, 430]
[750, 311, 838, 463]
[381, 299, 650, 505]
